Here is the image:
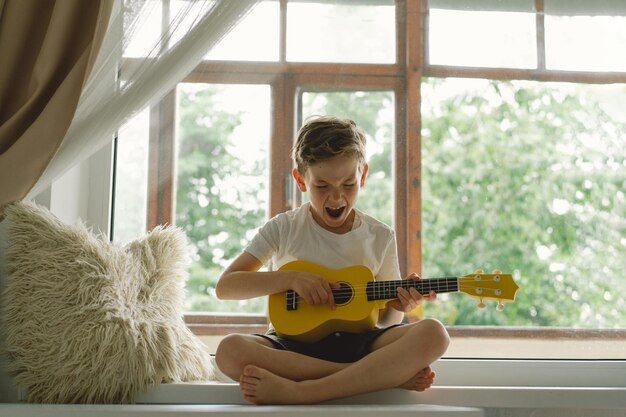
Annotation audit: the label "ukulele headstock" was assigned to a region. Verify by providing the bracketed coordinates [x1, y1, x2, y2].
[458, 269, 518, 311]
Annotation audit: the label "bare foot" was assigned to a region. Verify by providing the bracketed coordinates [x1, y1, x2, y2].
[398, 366, 435, 392]
[239, 365, 308, 405]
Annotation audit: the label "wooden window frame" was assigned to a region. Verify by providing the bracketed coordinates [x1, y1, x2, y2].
[129, 0, 626, 339]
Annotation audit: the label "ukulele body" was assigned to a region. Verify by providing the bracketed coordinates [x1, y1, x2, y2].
[268, 261, 386, 343]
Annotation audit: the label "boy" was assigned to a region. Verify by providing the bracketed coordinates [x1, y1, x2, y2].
[214, 115, 449, 404]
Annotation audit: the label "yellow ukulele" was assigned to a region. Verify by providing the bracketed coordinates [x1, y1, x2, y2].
[268, 260, 519, 343]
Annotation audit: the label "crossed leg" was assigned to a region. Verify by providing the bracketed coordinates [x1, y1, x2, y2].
[215, 318, 449, 404]
[215, 333, 346, 382]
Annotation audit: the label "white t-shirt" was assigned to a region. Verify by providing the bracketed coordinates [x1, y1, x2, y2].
[245, 203, 401, 282]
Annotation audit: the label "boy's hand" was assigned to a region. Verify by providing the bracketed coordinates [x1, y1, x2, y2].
[387, 272, 437, 313]
[291, 272, 340, 310]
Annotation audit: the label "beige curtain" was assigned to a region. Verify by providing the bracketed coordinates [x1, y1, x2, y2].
[0, 0, 113, 215]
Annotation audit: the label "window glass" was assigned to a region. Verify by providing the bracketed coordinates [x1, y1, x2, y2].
[204, 0, 280, 61]
[287, 1, 395, 63]
[300, 91, 395, 227]
[428, 9, 536, 68]
[175, 83, 270, 313]
[112, 108, 150, 244]
[545, 15, 626, 72]
[421, 78, 626, 336]
[123, 2, 162, 57]
[123, 1, 280, 61]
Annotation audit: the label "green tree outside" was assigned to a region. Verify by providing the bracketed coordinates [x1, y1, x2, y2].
[421, 78, 626, 328]
[175, 84, 267, 313]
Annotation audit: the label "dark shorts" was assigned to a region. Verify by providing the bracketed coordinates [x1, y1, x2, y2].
[255, 325, 402, 363]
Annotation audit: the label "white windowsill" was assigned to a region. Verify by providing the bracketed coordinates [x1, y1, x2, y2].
[432, 359, 626, 387]
[126, 359, 626, 410]
[5, 385, 625, 417]
[16, 358, 622, 407]
[133, 382, 626, 410]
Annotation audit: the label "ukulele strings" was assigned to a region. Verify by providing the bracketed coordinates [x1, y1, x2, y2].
[288, 277, 503, 299]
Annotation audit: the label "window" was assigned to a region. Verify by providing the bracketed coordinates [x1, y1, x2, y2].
[421, 79, 626, 331]
[113, 108, 150, 244]
[286, 0, 396, 63]
[112, 0, 626, 360]
[544, 1, 626, 72]
[428, 6, 536, 68]
[206, 1, 280, 61]
[545, 14, 626, 72]
[174, 83, 270, 313]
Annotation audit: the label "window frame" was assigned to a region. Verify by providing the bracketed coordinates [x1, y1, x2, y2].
[116, 0, 626, 361]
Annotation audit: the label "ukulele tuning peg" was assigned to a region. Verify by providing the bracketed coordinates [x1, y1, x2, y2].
[474, 269, 484, 274]
[477, 299, 486, 309]
[493, 269, 502, 274]
[496, 301, 505, 312]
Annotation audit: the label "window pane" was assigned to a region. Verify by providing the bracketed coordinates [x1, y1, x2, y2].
[123, 2, 162, 57]
[300, 91, 394, 227]
[124, 1, 211, 57]
[175, 84, 270, 313]
[287, 1, 395, 64]
[545, 15, 626, 72]
[205, 0, 280, 61]
[112, 108, 150, 244]
[428, 9, 536, 68]
[421, 78, 626, 338]
[123, 1, 280, 61]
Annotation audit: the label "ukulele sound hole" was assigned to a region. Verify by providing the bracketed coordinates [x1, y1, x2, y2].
[333, 282, 353, 305]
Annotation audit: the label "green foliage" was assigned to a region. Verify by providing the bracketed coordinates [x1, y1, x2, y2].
[175, 85, 266, 313]
[421, 79, 626, 328]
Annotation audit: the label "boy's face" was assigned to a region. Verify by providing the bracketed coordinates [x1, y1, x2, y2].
[293, 154, 368, 234]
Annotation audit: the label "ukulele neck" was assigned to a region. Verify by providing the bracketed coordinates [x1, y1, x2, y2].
[366, 277, 459, 301]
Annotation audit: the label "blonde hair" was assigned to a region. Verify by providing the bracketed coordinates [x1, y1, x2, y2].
[292, 115, 367, 175]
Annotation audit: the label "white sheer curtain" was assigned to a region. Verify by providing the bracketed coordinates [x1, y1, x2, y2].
[28, 0, 260, 198]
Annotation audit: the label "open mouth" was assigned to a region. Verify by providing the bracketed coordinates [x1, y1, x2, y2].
[325, 206, 346, 219]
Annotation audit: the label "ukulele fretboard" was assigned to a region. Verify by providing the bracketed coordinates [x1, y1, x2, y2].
[366, 277, 459, 301]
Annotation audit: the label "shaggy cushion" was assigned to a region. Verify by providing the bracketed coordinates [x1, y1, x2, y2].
[1, 201, 213, 403]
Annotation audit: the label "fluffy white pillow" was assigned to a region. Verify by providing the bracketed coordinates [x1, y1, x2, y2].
[1, 201, 213, 403]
